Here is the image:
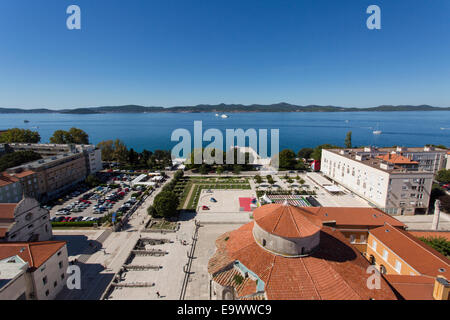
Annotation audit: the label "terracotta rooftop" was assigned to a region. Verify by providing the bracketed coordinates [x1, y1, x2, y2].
[212, 266, 258, 298]
[0, 241, 66, 270]
[384, 275, 435, 300]
[309, 207, 406, 229]
[376, 154, 418, 165]
[0, 174, 18, 187]
[0, 228, 7, 238]
[253, 203, 322, 238]
[408, 230, 450, 242]
[208, 221, 397, 300]
[370, 224, 450, 278]
[5, 170, 35, 179]
[0, 203, 17, 220]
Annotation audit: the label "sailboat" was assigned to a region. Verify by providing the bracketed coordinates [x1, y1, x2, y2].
[220, 114, 229, 118]
[373, 123, 382, 135]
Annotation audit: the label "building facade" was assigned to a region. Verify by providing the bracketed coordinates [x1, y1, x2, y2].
[0, 197, 52, 242]
[8, 143, 103, 174]
[321, 148, 434, 215]
[0, 241, 69, 300]
[7, 152, 87, 201]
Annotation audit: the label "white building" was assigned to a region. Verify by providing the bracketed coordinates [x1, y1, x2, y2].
[8, 142, 103, 174]
[0, 255, 28, 300]
[0, 197, 52, 242]
[0, 241, 69, 300]
[321, 148, 434, 215]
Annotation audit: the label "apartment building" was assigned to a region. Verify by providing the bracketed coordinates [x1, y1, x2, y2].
[0, 174, 23, 203]
[321, 147, 434, 215]
[7, 152, 87, 201]
[8, 143, 103, 174]
[0, 241, 69, 300]
[365, 223, 449, 300]
[0, 197, 52, 242]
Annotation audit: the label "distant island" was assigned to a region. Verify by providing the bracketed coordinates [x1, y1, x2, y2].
[1, 103, 449, 114]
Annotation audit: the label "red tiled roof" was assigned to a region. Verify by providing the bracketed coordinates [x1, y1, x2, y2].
[0, 203, 17, 220]
[209, 221, 397, 300]
[408, 231, 450, 242]
[253, 204, 322, 238]
[0, 174, 19, 187]
[0, 228, 7, 238]
[310, 207, 406, 228]
[0, 241, 66, 270]
[212, 266, 258, 298]
[384, 275, 435, 300]
[376, 154, 418, 164]
[370, 224, 450, 278]
[8, 170, 35, 179]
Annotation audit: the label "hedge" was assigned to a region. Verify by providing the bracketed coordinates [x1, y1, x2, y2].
[52, 221, 95, 227]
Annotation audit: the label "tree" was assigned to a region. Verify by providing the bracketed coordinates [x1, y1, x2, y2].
[0, 151, 42, 171]
[68, 127, 89, 144]
[278, 149, 297, 169]
[85, 174, 101, 187]
[153, 191, 179, 218]
[216, 166, 224, 174]
[97, 140, 115, 162]
[113, 139, 128, 164]
[419, 236, 450, 257]
[147, 205, 157, 217]
[233, 165, 242, 175]
[49, 127, 89, 144]
[0, 128, 40, 143]
[345, 131, 352, 148]
[254, 175, 262, 184]
[436, 169, 450, 184]
[199, 164, 209, 175]
[297, 148, 313, 160]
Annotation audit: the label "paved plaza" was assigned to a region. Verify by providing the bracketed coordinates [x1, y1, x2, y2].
[184, 223, 243, 300]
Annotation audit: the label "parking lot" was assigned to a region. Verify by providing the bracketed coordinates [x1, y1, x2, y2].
[47, 172, 149, 223]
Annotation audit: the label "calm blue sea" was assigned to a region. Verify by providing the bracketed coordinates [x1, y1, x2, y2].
[0, 112, 449, 154]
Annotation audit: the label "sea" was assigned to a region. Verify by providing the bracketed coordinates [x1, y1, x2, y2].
[1, 111, 449, 154]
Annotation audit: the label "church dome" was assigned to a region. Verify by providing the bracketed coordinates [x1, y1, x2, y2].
[252, 203, 322, 256]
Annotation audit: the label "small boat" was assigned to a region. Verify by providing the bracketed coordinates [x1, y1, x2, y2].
[220, 114, 228, 118]
[373, 123, 382, 134]
[215, 113, 219, 117]
[24, 120, 29, 123]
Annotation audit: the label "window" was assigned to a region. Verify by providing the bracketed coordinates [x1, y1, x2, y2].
[382, 249, 388, 260]
[57, 251, 61, 256]
[380, 265, 387, 274]
[360, 235, 366, 243]
[61, 274, 65, 280]
[59, 261, 63, 269]
[262, 239, 266, 247]
[395, 260, 402, 273]
[53, 281, 57, 288]
[45, 290, 49, 297]
[350, 235, 355, 243]
[43, 276, 48, 285]
[372, 240, 377, 250]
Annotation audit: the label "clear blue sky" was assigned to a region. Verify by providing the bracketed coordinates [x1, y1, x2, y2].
[0, 0, 449, 109]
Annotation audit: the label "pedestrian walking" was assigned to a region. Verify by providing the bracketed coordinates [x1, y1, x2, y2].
[156, 291, 160, 298]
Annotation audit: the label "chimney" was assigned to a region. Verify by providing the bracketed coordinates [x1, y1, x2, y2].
[433, 276, 450, 300]
[432, 200, 441, 230]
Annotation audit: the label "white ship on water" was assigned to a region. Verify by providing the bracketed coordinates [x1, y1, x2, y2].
[373, 123, 382, 135]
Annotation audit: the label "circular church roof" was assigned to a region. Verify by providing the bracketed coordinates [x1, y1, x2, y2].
[253, 202, 322, 238]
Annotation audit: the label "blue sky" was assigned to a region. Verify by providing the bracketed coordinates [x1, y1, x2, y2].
[0, 0, 449, 109]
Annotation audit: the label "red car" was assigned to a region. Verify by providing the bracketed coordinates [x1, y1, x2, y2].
[68, 217, 77, 222]
[62, 217, 70, 222]
[202, 206, 209, 210]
